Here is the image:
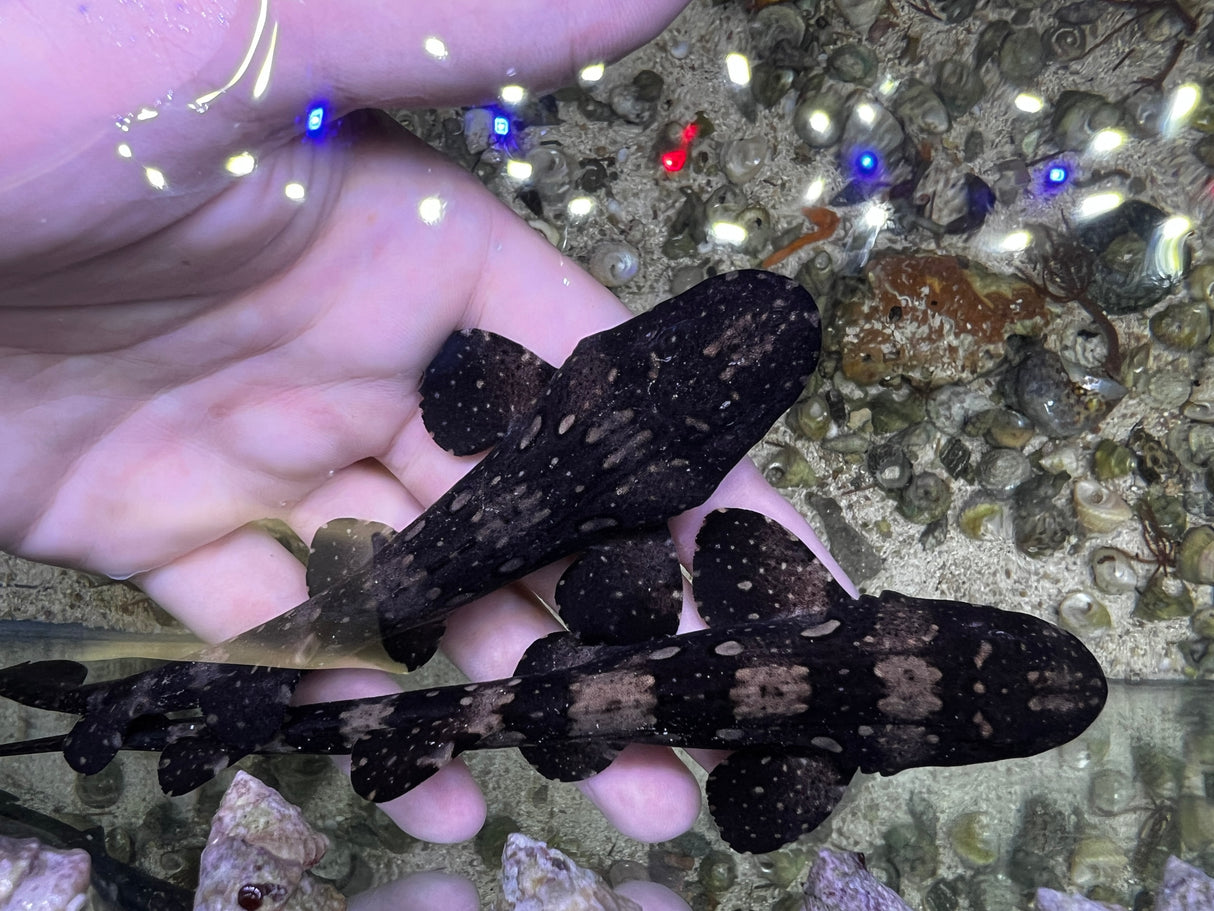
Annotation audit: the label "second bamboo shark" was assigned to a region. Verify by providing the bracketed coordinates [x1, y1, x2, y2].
[0, 510, 1107, 853]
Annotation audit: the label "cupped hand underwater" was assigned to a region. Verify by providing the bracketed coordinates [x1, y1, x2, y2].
[0, 3, 845, 907]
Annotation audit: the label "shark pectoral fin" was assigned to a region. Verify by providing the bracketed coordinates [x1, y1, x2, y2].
[519, 741, 624, 781]
[379, 619, 445, 671]
[705, 748, 857, 854]
[0, 660, 90, 714]
[419, 328, 556, 456]
[157, 733, 242, 796]
[306, 518, 397, 595]
[349, 725, 460, 803]
[197, 666, 300, 752]
[555, 527, 682, 645]
[63, 715, 125, 775]
[692, 509, 834, 627]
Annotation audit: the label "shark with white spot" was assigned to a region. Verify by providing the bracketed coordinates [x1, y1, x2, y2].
[0, 509, 1107, 853]
[0, 270, 824, 775]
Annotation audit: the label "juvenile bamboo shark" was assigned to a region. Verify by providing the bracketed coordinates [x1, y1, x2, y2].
[0, 270, 824, 770]
[0, 510, 1108, 854]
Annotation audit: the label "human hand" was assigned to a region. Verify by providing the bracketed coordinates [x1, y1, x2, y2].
[0, 1, 849, 895]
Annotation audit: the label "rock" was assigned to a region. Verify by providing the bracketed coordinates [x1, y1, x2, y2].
[194, 770, 345, 911]
[1033, 888, 1124, 910]
[497, 833, 641, 911]
[1155, 855, 1214, 911]
[0, 835, 90, 911]
[802, 847, 913, 911]
[833, 253, 1049, 386]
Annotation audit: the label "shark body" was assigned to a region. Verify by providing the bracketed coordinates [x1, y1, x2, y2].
[0, 270, 825, 772]
[0, 510, 1108, 853]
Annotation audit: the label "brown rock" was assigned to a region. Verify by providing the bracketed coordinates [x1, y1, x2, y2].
[834, 253, 1049, 386]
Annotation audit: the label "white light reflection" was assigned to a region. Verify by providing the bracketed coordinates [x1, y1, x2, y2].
[998, 230, 1033, 253]
[863, 201, 889, 230]
[500, 84, 526, 105]
[710, 220, 747, 246]
[424, 36, 449, 59]
[417, 195, 445, 225]
[1150, 215, 1193, 278]
[1014, 93, 1044, 113]
[135, 107, 159, 121]
[193, 0, 270, 109]
[725, 53, 751, 86]
[877, 76, 898, 97]
[284, 181, 306, 201]
[144, 167, 167, 190]
[251, 22, 279, 100]
[1164, 83, 1201, 135]
[855, 102, 876, 126]
[807, 109, 833, 136]
[117, 143, 133, 159]
[224, 151, 257, 176]
[1077, 191, 1124, 219]
[579, 63, 605, 84]
[505, 159, 533, 181]
[804, 176, 826, 204]
[567, 196, 595, 218]
[1089, 128, 1125, 154]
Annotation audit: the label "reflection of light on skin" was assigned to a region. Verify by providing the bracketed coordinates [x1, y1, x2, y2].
[804, 176, 826, 204]
[567, 196, 595, 218]
[579, 62, 605, 84]
[506, 159, 533, 181]
[251, 22, 279, 100]
[710, 221, 747, 246]
[725, 53, 751, 86]
[284, 182, 306, 201]
[424, 36, 448, 59]
[855, 102, 876, 125]
[144, 167, 167, 190]
[224, 151, 257, 176]
[193, 0, 270, 109]
[417, 195, 445, 225]
[135, 107, 158, 121]
[1089, 128, 1125, 154]
[500, 84, 526, 105]
[998, 230, 1033, 253]
[1014, 93, 1044, 113]
[1077, 191, 1124, 219]
[808, 109, 832, 136]
[1163, 83, 1201, 135]
[117, 143, 133, 159]
[1150, 215, 1192, 277]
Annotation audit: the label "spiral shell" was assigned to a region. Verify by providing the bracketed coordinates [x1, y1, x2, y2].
[1073, 479, 1132, 534]
[1090, 547, 1138, 594]
[763, 443, 815, 489]
[1176, 525, 1214, 585]
[588, 242, 640, 288]
[1057, 590, 1112, 640]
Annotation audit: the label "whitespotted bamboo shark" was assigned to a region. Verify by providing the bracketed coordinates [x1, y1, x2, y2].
[0, 270, 825, 774]
[0, 509, 1107, 853]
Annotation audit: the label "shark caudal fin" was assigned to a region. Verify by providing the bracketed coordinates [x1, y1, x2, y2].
[706, 748, 857, 854]
[692, 508, 836, 627]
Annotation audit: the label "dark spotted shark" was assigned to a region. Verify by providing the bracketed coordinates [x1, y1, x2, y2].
[0, 270, 824, 775]
[0, 509, 1108, 854]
